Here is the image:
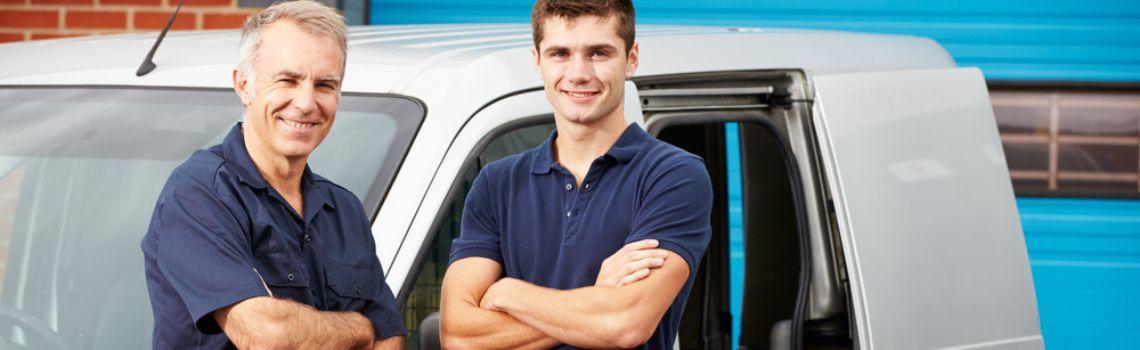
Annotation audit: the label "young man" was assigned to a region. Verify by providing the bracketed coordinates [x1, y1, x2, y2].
[439, 0, 713, 348]
[140, 1, 405, 348]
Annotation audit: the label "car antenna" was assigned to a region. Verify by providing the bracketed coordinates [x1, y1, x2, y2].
[136, 0, 188, 76]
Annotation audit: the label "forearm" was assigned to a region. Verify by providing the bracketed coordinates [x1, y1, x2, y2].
[219, 297, 374, 349]
[489, 280, 642, 349]
[440, 257, 559, 349]
[441, 299, 558, 350]
[373, 335, 405, 350]
[298, 305, 375, 349]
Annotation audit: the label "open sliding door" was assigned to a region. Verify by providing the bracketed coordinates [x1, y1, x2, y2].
[811, 68, 1042, 349]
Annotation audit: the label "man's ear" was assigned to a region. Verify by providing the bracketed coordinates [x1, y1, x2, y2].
[531, 46, 542, 81]
[625, 41, 639, 79]
[233, 68, 253, 106]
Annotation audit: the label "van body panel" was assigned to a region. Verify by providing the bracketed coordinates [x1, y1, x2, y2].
[810, 68, 1042, 349]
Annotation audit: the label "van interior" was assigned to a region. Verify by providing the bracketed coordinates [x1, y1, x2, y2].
[643, 70, 853, 350]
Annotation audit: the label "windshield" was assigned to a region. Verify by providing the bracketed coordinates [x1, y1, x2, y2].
[0, 87, 422, 349]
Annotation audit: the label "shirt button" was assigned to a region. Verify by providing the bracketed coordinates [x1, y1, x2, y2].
[304, 234, 311, 243]
[565, 183, 573, 191]
[566, 210, 572, 218]
[287, 273, 295, 281]
[584, 183, 590, 190]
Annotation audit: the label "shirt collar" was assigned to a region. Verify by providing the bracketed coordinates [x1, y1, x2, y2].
[605, 123, 650, 164]
[529, 123, 648, 175]
[529, 129, 559, 175]
[222, 123, 269, 190]
[222, 123, 336, 217]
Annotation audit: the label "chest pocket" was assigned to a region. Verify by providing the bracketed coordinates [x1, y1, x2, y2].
[325, 264, 378, 311]
[253, 251, 313, 305]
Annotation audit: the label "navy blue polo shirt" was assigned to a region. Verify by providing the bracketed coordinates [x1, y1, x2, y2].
[450, 123, 713, 349]
[141, 123, 405, 349]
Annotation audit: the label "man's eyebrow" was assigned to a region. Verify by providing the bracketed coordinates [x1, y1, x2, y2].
[542, 45, 569, 55]
[317, 75, 342, 85]
[272, 70, 303, 79]
[587, 44, 618, 52]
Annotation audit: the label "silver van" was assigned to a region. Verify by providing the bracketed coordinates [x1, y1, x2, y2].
[0, 24, 1041, 349]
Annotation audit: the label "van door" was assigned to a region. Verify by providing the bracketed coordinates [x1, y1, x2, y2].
[811, 68, 1043, 349]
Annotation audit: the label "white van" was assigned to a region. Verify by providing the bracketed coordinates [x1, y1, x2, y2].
[0, 24, 1041, 349]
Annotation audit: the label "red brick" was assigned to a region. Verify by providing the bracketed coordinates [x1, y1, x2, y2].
[99, 0, 161, 6]
[184, 0, 232, 7]
[134, 10, 196, 30]
[0, 0, 26, 5]
[66, 10, 127, 29]
[0, 9, 59, 29]
[202, 12, 248, 29]
[0, 32, 23, 43]
[31, 0, 93, 5]
[30, 32, 87, 40]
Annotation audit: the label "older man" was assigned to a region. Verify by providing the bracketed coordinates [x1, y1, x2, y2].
[140, 1, 405, 349]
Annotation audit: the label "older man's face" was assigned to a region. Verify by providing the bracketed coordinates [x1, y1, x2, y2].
[240, 19, 343, 160]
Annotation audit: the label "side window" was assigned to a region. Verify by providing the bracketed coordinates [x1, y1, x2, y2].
[402, 121, 555, 349]
[991, 89, 1140, 196]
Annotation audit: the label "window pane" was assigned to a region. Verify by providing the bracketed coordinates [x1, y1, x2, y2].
[1057, 144, 1138, 173]
[0, 87, 423, 350]
[994, 105, 1051, 135]
[1011, 179, 1049, 194]
[1058, 107, 1140, 137]
[990, 91, 1050, 135]
[1001, 142, 1049, 171]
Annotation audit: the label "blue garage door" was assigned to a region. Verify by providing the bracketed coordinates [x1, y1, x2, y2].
[372, 0, 1140, 82]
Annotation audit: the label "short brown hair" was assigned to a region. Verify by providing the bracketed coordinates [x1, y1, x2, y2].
[531, 0, 635, 54]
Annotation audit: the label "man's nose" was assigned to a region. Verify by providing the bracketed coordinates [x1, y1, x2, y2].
[291, 83, 317, 114]
[566, 54, 593, 85]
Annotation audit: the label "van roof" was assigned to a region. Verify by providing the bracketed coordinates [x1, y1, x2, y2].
[0, 23, 954, 94]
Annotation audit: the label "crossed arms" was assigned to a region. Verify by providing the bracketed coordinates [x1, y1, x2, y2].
[212, 297, 403, 350]
[440, 239, 689, 349]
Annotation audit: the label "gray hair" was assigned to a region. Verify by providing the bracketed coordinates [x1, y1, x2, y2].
[237, 0, 348, 83]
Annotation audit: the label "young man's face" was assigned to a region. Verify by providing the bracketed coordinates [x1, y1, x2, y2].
[533, 15, 638, 126]
[236, 19, 344, 161]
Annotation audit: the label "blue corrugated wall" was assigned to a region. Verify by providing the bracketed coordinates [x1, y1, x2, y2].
[372, 0, 1140, 82]
[1017, 198, 1140, 349]
[372, 1, 1140, 348]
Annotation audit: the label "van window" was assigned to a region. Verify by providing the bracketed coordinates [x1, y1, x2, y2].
[402, 121, 555, 349]
[0, 87, 423, 349]
[991, 89, 1140, 197]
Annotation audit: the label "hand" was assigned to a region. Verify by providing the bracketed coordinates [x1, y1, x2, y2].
[595, 239, 669, 287]
[479, 278, 519, 312]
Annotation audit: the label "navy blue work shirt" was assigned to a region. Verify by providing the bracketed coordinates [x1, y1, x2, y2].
[449, 123, 713, 349]
[141, 123, 406, 349]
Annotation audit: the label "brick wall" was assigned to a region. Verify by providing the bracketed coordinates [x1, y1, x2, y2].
[0, 0, 260, 43]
